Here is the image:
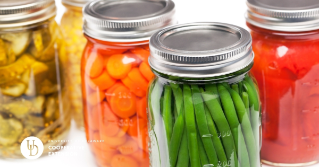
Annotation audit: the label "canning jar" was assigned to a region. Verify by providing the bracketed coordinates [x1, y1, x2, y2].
[60, 0, 93, 129]
[246, 0, 319, 166]
[148, 23, 261, 167]
[0, 0, 70, 158]
[81, 0, 175, 166]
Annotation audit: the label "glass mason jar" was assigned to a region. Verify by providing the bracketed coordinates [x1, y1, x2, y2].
[0, 0, 70, 158]
[60, 0, 93, 129]
[148, 23, 261, 167]
[246, 0, 319, 166]
[81, 0, 175, 167]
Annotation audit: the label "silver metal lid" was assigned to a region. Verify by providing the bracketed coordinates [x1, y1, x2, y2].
[246, 0, 319, 32]
[149, 22, 254, 78]
[83, 0, 176, 42]
[0, 0, 56, 28]
[62, 0, 93, 7]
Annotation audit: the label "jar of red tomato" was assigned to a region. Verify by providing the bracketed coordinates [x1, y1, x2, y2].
[246, 0, 319, 166]
[81, 0, 175, 167]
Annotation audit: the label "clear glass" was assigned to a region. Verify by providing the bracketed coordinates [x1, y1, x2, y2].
[248, 23, 319, 166]
[0, 18, 71, 158]
[60, 3, 87, 129]
[81, 35, 152, 167]
[148, 67, 261, 167]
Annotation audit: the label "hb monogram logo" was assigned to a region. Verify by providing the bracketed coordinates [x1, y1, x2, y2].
[21, 136, 44, 159]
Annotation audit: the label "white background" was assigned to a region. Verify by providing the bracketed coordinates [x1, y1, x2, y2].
[1, 0, 318, 167]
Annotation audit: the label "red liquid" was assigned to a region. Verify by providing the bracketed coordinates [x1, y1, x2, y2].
[248, 23, 319, 164]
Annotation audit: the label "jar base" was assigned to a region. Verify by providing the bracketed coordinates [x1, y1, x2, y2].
[262, 159, 318, 167]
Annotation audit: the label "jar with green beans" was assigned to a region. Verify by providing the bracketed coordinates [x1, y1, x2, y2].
[147, 23, 261, 167]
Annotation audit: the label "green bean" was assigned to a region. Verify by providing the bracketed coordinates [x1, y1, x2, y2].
[242, 92, 251, 123]
[243, 80, 260, 143]
[229, 88, 258, 167]
[176, 130, 189, 167]
[200, 86, 239, 167]
[205, 105, 228, 166]
[232, 84, 239, 94]
[197, 132, 209, 166]
[238, 82, 243, 96]
[191, 85, 219, 166]
[163, 85, 173, 144]
[170, 83, 183, 115]
[170, 101, 185, 166]
[183, 84, 201, 167]
[205, 84, 221, 105]
[217, 84, 250, 167]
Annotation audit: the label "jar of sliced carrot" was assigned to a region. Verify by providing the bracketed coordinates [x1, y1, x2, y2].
[246, 0, 319, 166]
[81, 1, 175, 167]
[148, 23, 261, 167]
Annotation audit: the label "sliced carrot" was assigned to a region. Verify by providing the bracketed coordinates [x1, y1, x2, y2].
[136, 97, 147, 119]
[141, 45, 150, 52]
[110, 86, 137, 118]
[103, 56, 111, 67]
[115, 118, 130, 137]
[139, 62, 155, 81]
[101, 134, 127, 147]
[95, 148, 117, 166]
[106, 82, 124, 102]
[130, 47, 150, 64]
[107, 54, 132, 79]
[101, 102, 120, 137]
[88, 70, 116, 90]
[87, 91, 106, 106]
[111, 154, 139, 167]
[85, 52, 104, 78]
[121, 76, 146, 97]
[128, 68, 148, 91]
[130, 150, 148, 164]
[125, 52, 142, 67]
[117, 138, 139, 155]
[137, 126, 149, 152]
[127, 116, 147, 138]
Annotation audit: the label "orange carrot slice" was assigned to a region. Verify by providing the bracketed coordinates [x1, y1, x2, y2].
[101, 102, 120, 137]
[117, 138, 139, 155]
[110, 86, 136, 118]
[121, 76, 146, 97]
[126, 52, 142, 67]
[131, 150, 148, 164]
[88, 105, 101, 131]
[101, 134, 127, 147]
[130, 47, 149, 63]
[115, 118, 130, 137]
[137, 127, 149, 152]
[127, 116, 147, 138]
[87, 91, 106, 106]
[128, 68, 148, 91]
[111, 154, 139, 167]
[95, 148, 117, 166]
[88, 70, 116, 90]
[85, 53, 104, 78]
[106, 82, 124, 102]
[136, 97, 147, 119]
[139, 62, 155, 81]
[107, 54, 132, 79]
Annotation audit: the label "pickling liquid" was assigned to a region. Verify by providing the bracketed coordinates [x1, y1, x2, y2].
[248, 23, 319, 165]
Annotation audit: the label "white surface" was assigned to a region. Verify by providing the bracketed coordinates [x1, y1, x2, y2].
[1, 0, 318, 166]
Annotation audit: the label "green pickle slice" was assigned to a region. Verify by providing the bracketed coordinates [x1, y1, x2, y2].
[0, 115, 23, 146]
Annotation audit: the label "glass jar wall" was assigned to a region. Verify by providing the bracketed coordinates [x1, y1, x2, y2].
[60, 1, 89, 129]
[147, 23, 261, 167]
[0, 0, 70, 158]
[81, 0, 175, 166]
[82, 36, 152, 167]
[248, 23, 319, 165]
[246, 0, 319, 165]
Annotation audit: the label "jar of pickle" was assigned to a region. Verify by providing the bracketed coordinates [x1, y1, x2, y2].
[246, 0, 319, 166]
[148, 23, 261, 167]
[81, 0, 175, 166]
[0, 0, 70, 158]
[60, 0, 93, 129]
